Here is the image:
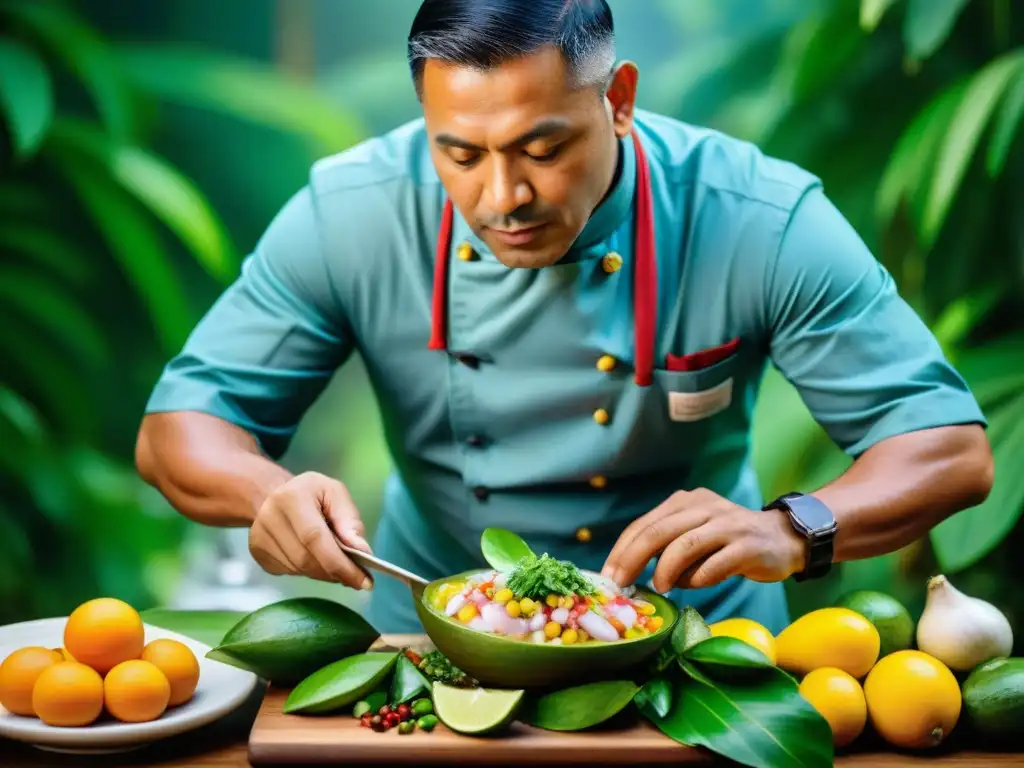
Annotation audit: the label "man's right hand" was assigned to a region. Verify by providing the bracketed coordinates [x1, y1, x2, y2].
[249, 471, 374, 590]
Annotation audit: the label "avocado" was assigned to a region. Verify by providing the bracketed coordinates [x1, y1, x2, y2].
[834, 590, 914, 658]
[961, 657, 1024, 739]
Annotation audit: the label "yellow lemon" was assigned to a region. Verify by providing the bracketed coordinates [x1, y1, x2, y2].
[708, 618, 777, 664]
[775, 607, 879, 679]
[798, 667, 867, 748]
[863, 650, 961, 750]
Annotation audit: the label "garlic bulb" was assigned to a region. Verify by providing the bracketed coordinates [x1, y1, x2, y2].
[916, 574, 1014, 671]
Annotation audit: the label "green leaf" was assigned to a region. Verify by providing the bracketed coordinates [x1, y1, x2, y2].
[986, 66, 1024, 177]
[0, 224, 90, 287]
[684, 636, 776, 676]
[0, 264, 109, 368]
[875, 78, 966, 231]
[634, 677, 672, 720]
[930, 393, 1024, 572]
[520, 680, 639, 731]
[671, 605, 713, 656]
[389, 653, 430, 705]
[0, 384, 47, 450]
[0, 36, 53, 159]
[785, 3, 866, 103]
[860, 0, 899, 31]
[480, 527, 536, 572]
[921, 51, 1024, 248]
[903, 0, 971, 62]
[115, 44, 365, 154]
[648, 660, 834, 768]
[0, 0, 133, 140]
[139, 609, 248, 648]
[44, 120, 237, 283]
[931, 284, 1005, 352]
[284, 652, 398, 714]
[43, 125, 193, 354]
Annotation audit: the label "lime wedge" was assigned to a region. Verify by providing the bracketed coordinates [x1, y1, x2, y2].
[432, 681, 524, 735]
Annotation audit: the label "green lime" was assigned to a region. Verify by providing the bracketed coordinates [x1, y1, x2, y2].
[834, 590, 914, 658]
[431, 681, 524, 735]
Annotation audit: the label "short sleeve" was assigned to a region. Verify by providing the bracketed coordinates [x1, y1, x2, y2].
[144, 185, 353, 459]
[765, 185, 987, 458]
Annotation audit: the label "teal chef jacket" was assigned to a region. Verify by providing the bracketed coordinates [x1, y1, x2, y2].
[144, 109, 986, 635]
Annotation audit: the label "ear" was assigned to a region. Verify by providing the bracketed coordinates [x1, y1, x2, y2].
[606, 61, 639, 138]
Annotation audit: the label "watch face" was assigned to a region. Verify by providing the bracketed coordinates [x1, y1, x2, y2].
[788, 495, 837, 535]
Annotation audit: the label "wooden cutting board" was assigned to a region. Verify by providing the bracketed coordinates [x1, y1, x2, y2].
[246, 634, 712, 765]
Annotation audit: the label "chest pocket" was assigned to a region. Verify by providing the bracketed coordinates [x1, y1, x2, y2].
[650, 340, 741, 427]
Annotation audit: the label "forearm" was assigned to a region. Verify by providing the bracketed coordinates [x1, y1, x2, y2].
[811, 424, 993, 563]
[135, 412, 294, 527]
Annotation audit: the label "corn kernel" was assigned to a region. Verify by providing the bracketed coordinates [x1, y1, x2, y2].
[561, 628, 578, 645]
[544, 621, 562, 639]
[506, 600, 521, 618]
[597, 594, 609, 604]
[519, 597, 535, 614]
[493, 588, 513, 604]
[577, 630, 589, 643]
[648, 616, 664, 632]
[625, 627, 644, 640]
[559, 596, 574, 610]
[545, 594, 560, 608]
[457, 604, 478, 623]
[635, 601, 657, 616]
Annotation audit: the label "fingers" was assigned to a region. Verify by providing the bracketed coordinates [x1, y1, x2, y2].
[321, 482, 372, 554]
[283, 480, 373, 590]
[603, 501, 715, 587]
[650, 519, 733, 593]
[677, 542, 751, 590]
[602, 494, 681, 573]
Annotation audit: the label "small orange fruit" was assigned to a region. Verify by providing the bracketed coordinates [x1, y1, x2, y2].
[0, 646, 63, 716]
[141, 639, 200, 707]
[64, 597, 144, 675]
[32, 662, 105, 726]
[103, 659, 170, 723]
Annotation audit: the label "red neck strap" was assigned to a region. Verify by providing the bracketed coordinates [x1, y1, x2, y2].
[429, 129, 657, 387]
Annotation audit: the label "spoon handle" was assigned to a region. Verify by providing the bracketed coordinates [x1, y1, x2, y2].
[334, 537, 430, 588]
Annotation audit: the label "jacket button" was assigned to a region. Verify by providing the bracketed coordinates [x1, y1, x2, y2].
[596, 355, 616, 372]
[601, 252, 623, 274]
[593, 408, 610, 426]
[473, 486, 489, 501]
[575, 527, 592, 543]
[589, 475, 608, 489]
[457, 242, 475, 261]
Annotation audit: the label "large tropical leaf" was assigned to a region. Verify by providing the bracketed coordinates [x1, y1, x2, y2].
[43, 128, 193, 354]
[930, 284, 1006, 354]
[0, 265, 109, 368]
[0, 0, 133, 140]
[45, 119, 237, 283]
[860, 0, 900, 31]
[0, 36, 53, 159]
[0, 224, 90, 287]
[930, 392, 1024, 572]
[902, 0, 972, 62]
[987, 71, 1024, 177]
[115, 44, 365, 154]
[920, 50, 1024, 248]
[778, 0, 866, 104]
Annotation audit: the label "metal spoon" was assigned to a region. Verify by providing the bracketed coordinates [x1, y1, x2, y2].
[333, 536, 430, 590]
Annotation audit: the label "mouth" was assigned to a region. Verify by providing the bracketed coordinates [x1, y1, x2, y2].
[486, 223, 547, 247]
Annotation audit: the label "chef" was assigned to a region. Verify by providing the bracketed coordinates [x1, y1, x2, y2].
[135, 0, 993, 635]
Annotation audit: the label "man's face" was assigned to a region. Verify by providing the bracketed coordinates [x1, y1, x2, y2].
[421, 46, 633, 269]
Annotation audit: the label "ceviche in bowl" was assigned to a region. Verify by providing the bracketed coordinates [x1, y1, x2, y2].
[412, 530, 678, 689]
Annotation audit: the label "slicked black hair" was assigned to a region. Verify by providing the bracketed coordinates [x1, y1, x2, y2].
[407, 0, 616, 98]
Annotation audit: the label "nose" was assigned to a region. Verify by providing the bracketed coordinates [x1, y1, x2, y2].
[485, 158, 533, 217]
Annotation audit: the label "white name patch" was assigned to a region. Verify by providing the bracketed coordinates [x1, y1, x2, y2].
[667, 378, 733, 422]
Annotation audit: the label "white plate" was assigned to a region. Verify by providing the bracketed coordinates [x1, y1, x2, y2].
[0, 617, 259, 754]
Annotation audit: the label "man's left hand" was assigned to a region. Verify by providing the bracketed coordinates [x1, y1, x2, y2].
[601, 488, 808, 593]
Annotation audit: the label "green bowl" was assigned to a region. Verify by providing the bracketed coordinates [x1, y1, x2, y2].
[412, 569, 679, 690]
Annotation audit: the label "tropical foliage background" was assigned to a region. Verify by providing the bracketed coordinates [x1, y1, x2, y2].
[1, 0, 1020, 652]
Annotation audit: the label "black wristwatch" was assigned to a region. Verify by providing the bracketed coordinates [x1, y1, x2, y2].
[763, 492, 837, 582]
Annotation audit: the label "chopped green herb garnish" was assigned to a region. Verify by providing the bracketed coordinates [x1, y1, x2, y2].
[505, 553, 598, 599]
[417, 650, 476, 687]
